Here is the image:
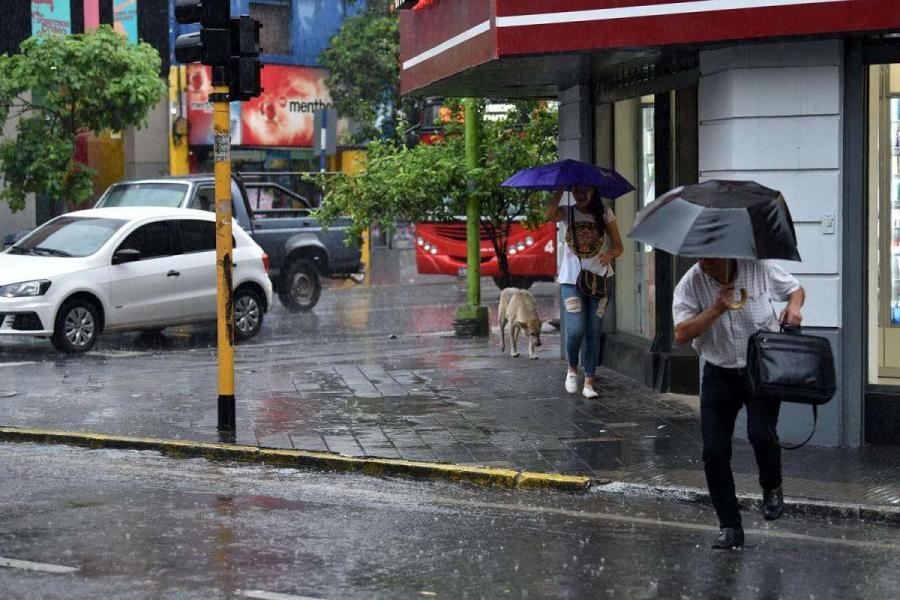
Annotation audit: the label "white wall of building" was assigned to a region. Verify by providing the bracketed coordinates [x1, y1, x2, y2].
[700, 41, 843, 329]
[0, 92, 36, 238]
[124, 93, 170, 180]
[699, 40, 846, 445]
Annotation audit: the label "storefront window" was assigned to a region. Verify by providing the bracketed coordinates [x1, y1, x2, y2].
[611, 96, 656, 340]
[635, 96, 656, 340]
[867, 64, 900, 383]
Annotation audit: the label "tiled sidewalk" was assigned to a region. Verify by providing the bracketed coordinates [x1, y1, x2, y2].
[2, 330, 898, 509]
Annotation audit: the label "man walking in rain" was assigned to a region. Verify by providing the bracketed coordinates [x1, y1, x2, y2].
[673, 258, 805, 549]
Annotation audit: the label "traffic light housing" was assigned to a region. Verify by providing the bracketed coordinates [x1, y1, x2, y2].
[227, 16, 262, 101]
[174, 0, 262, 101]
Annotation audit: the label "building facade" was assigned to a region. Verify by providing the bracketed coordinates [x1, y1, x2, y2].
[0, 0, 171, 235]
[170, 0, 363, 176]
[1, 0, 361, 239]
[399, 0, 900, 447]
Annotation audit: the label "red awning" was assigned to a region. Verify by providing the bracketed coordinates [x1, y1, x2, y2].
[401, 0, 900, 96]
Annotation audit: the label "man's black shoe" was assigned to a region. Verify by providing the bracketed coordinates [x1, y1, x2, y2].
[711, 527, 744, 549]
[762, 486, 784, 521]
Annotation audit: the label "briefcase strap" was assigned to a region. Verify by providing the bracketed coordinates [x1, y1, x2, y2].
[771, 405, 818, 451]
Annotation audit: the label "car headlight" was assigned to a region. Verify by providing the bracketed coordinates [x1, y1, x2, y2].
[0, 280, 52, 298]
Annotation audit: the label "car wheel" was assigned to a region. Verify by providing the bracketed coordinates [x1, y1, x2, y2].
[278, 259, 321, 312]
[234, 287, 264, 341]
[51, 298, 100, 354]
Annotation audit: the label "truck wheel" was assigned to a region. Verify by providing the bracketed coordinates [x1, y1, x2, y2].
[279, 259, 321, 312]
[492, 276, 535, 291]
[51, 298, 100, 353]
[234, 286, 264, 341]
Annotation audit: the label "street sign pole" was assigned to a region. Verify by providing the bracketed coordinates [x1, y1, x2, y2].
[211, 68, 236, 439]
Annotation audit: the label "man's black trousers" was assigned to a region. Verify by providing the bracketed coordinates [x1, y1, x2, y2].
[700, 362, 783, 529]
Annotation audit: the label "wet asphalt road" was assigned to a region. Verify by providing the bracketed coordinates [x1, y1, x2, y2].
[1, 442, 899, 600]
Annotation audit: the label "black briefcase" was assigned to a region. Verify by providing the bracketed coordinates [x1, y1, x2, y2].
[747, 326, 836, 449]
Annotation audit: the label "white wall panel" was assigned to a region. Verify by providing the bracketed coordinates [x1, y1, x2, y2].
[699, 170, 839, 223]
[700, 67, 840, 122]
[700, 40, 841, 76]
[773, 223, 839, 275]
[700, 116, 841, 172]
[771, 276, 841, 328]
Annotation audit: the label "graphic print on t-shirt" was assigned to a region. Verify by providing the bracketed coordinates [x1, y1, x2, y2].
[565, 220, 605, 259]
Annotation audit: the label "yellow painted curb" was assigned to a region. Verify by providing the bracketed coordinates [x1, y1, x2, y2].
[0, 427, 591, 493]
[515, 471, 593, 492]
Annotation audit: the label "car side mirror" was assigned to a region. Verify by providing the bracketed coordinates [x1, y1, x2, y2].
[112, 248, 142, 265]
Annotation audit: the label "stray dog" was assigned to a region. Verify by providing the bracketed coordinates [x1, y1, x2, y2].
[499, 288, 542, 359]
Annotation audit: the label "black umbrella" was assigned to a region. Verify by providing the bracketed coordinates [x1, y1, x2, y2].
[628, 180, 800, 310]
[628, 180, 801, 261]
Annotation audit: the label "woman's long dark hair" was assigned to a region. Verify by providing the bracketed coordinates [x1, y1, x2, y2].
[579, 187, 608, 227]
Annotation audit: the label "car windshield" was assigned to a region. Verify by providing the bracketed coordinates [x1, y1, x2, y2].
[97, 183, 189, 208]
[9, 216, 127, 258]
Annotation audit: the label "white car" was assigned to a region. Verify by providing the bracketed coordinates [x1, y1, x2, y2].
[0, 207, 273, 353]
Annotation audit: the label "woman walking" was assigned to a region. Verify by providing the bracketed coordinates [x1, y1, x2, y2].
[546, 186, 623, 398]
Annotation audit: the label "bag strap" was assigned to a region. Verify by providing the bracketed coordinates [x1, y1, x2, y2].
[567, 195, 586, 273]
[771, 405, 818, 451]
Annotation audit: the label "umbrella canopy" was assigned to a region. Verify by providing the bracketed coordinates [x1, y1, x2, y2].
[628, 180, 801, 261]
[501, 159, 635, 200]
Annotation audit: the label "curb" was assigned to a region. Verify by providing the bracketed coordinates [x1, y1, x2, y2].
[591, 481, 900, 525]
[0, 427, 592, 493]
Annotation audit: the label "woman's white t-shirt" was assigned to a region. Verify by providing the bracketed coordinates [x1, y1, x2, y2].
[558, 205, 616, 285]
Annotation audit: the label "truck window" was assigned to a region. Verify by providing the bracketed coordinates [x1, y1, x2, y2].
[189, 182, 243, 213]
[98, 183, 189, 208]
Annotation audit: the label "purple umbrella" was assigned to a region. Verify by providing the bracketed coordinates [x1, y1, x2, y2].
[501, 159, 635, 199]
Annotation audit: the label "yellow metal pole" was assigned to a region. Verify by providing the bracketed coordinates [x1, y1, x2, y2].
[212, 75, 235, 437]
[168, 65, 190, 176]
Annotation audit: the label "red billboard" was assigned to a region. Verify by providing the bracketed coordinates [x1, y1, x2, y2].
[242, 64, 336, 147]
[185, 64, 342, 148]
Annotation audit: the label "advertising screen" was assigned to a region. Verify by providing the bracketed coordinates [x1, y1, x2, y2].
[186, 64, 345, 148]
[241, 64, 338, 147]
[32, 0, 71, 35]
[114, 0, 138, 43]
[185, 65, 242, 146]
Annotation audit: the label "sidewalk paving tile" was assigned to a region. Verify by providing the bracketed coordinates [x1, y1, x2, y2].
[2, 326, 899, 509]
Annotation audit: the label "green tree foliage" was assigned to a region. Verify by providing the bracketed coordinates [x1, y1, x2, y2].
[314, 101, 558, 279]
[0, 26, 166, 213]
[319, 3, 399, 142]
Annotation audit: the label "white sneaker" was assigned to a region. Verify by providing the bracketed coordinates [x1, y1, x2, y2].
[565, 372, 579, 394]
[582, 383, 599, 399]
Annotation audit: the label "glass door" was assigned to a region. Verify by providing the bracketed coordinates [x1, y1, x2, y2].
[868, 64, 900, 382]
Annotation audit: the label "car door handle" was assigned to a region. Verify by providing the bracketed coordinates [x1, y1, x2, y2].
[167, 270, 180, 278]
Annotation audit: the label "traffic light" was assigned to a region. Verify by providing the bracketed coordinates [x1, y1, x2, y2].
[228, 16, 262, 101]
[174, 0, 262, 101]
[174, 0, 231, 67]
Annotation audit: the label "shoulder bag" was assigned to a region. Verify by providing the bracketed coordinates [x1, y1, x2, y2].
[568, 205, 608, 300]
[746, 283, 836, 450]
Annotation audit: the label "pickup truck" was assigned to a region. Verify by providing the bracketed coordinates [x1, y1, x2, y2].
[93, 175, 361, 311]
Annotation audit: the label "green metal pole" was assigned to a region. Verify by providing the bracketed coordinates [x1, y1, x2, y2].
[454, 98, 488, 337]
[464, 98, 481, 309]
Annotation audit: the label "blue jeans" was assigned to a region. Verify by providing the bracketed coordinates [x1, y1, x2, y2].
[561, 284, 608, 377]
